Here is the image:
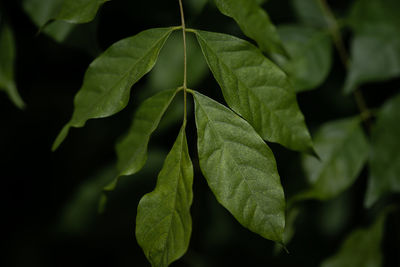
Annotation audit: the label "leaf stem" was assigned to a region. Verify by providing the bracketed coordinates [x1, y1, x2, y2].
[179, 0, 188, 124]
[317, 0, 372, 128]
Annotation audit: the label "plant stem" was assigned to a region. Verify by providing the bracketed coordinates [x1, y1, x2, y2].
[179, 0, 188, 124]
[317, 0, 372, 127]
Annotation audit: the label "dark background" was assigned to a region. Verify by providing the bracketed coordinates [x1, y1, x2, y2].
[1, 0, 399, 266]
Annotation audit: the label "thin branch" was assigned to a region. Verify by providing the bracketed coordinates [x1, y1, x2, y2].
[318, 0, 372, 127]
[179, 0, 188, 124]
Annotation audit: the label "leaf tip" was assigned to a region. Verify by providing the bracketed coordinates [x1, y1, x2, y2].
[52, 124, 71, 151]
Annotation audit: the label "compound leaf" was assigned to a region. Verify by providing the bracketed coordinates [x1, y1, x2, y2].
[299, 117, 369, 201]
[0, 22, 24, 109]
[214, 0, 285, 56]
[195, 30, 314, 154]
[136, 126, 193, 267]
[273, 25, 332, 92]
[52, 27, 175, 150]
[193, 91, 285, 243]
[116, 88, 178, 178]
[320, 211, 388, 267]
[365, 93, 400, 207]
[344, 0, 400, 93]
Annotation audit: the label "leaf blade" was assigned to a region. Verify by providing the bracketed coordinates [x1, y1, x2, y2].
[52, 27, 175, 150]
[273, 25, 332, 92]
[116, 88, 179, 177]
[56, 0, 109, 24]
[321, 211, 388, 267]
[365, 93, 400, 207]
[195, 30, 314, 154]
[136, 126, 193, 267]
[0, 22, 25, 109]
[300, 117, 369, 201]
[214, 0, 285, 56]
[193, 91, 285, 243]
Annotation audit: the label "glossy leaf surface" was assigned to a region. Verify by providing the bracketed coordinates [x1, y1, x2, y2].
[136, 126, 193, 267]
[365, 93, 400, 207]
[274, 25, 332, 92]
[321, 211, 388, 267]
[116, 88, 178, 177]
[193, 91, 285, 243]
[195, 30, 314, 154]
[344, 0, 400, 93]
[214, 0, 285, 56]
[300, 117, 369, 200]
[52, 27, 175, 150]
[0, 22, 24, 109]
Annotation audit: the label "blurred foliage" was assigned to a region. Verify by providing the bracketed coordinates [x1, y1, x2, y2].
[1, 0, 399, 266]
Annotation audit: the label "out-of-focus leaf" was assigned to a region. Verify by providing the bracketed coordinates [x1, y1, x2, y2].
[56, 0, 109, 24]
[58, 165, 116, 233]
[344, 0, 400, 94]
[187, 0, 208, 16]
[194, 30, 315, 154]
[52, 27, 175, 150]
[299, 117, 369, 201]
[320, 210, 389, 267]
[115, 89, 178, 178]
[290, 0, 328, 29]
[148, 32, 208, 93]
[365, 93, 400, 207]
[274, 25, 332, 92]
[22, 0, 107, 26]
[136, 126, 193, 267]
[214, 0, 286, 56]
[193, 91, 285, 243]
[0, 22, 25, 109]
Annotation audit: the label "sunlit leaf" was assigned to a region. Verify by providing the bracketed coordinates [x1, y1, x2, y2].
[299, 117, 369, 201]
[52, 27, 175, 150]
[116, 88, 179, 178]
[194, 30, 314, 154]
[0, 22, 25, 109]
[193, 91, 285, 243]
[290, 0, 328, 29]
[365, 93, 400, 207]
[273, 25, 332, 92]
[136, 126, 193, 267]
[214, 0, 286, 56]
[320, 210, 389, 267]
[344, 0, 400, 93]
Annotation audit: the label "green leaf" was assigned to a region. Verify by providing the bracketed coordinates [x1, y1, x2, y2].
[136, 126, 193, 267]
[273, 25, 332, 92]
[214, 0, 286, 56]
[365, 93, 400, 207]
[320, 211, 388, 267]
[194, 30, 314, 154]
[22, 0, 107, 26]
[344, 0, 400, 93]
[116, 88, 179, 178]
[0, 22, 25, 109]
[192, 90, 285, 243]
[52, 27, 175, 150]
[290, 0, 328, 29]
[298, 117, 369, 201]
[56, 0, 109, 24]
